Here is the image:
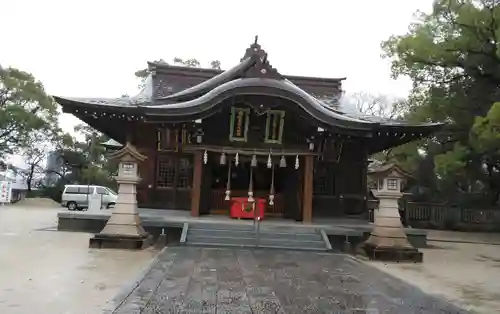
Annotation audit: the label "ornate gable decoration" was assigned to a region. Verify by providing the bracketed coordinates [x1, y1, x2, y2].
[242, 36, 283, 80]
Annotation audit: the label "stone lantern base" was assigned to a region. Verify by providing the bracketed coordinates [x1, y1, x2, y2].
[363, 238, 423, 263]
[89, 233, 153, 250]
[362, 208, 423, 263]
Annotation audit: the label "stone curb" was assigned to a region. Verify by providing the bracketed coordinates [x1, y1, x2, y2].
[101, 247, 167, 314]
[428, 238, 500, 246]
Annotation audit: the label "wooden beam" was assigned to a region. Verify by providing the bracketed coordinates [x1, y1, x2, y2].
[190, 150, 203, 217]
[182, 144, 320, 156]
[302, 155, 314, 223]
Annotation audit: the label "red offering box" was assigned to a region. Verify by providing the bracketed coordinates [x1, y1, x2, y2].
[230, 197, 265, 220]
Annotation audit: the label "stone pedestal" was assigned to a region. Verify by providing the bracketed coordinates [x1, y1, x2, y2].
[362, 163, 422, 262]
[363, 193, 422, 262]
[89, 143, 152, 250]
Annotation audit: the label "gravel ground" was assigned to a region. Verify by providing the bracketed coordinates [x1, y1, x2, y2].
[368, 231, 500, 314]
[0, 206, 156, 314]
[1, 205, 498, 314]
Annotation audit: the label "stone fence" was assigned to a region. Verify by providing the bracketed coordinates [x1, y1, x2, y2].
[401, 201, 500, 232]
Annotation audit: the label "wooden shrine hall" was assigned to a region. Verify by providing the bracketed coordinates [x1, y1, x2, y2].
[54, 38, 442, 223]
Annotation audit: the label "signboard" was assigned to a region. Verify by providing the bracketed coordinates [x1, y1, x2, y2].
[229, 107, 250, 142]
[0, 181, 12, 203]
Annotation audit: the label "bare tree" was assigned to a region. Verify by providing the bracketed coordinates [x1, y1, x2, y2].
[342, 92, 410, 162]
[21, 139, 49, 191]
[345, 91, 405, 119]
[20, 129, 63, 191]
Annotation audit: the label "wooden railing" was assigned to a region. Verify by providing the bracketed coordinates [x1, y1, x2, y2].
[401, 201, 500, 231]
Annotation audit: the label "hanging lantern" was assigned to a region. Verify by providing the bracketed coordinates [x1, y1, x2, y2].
[295, 155, 300, 170]
[267, 154, 272, 168]
[196, 128, 203, 143]
[251, 154, 257, 167]
[220, 152, 226, 165]
[308, 141, 315, 151]
[203, 150, 208, 164]
[235, 152, 239, 166]
[279, 155, 286, 168]
[308, 136, 315, 151]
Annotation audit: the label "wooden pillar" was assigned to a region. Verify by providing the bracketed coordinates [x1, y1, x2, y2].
[190, 150, 203, 217]
[302, 155, 314, 223]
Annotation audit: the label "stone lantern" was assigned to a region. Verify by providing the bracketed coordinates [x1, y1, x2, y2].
[362, 163, 422, 262]
[89, 142, 152, 249]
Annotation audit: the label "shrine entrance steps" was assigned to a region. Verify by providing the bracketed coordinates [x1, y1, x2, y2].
[182, 222, 332, 252]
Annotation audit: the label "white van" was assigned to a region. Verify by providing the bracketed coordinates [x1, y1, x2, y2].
[61, 185, 118, 211]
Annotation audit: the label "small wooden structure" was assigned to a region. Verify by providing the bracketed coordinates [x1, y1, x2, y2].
[363, 163, 423, 262]
[54, 38, 442, 223]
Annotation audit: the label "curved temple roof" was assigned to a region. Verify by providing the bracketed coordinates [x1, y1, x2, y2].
[53, 39, 443, 146]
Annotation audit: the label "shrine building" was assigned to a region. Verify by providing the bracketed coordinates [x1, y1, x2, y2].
[54, 38, 441, 223]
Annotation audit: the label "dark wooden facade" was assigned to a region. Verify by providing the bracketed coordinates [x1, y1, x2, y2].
[54, 38, 442, 222]
[126, 106, 368, 220]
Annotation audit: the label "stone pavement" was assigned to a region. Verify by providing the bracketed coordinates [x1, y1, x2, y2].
[109, 247, 469, 314]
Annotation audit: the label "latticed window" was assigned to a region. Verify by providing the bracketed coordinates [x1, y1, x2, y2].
[177, 157, 193, 188]
[156, 155, 193, 189]
[387, 179, 398, 190]
[157, 157, 176, 188]
[157, 126, 191, 151]
[314, 175, 330, 195]
[313, 163, 335, 195]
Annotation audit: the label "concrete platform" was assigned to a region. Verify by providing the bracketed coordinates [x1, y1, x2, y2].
[57, 208, 428, 248]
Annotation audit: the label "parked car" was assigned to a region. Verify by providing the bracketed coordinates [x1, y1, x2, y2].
[61, 185, 118, 211]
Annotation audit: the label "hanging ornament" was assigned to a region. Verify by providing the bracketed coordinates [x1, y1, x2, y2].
[225, 164, 232, 201]
[295, 155, 300, 170]
[267, 154, 272, 169]
[203, 150, 208, 164]
[251, 154, 257, 167]
[220, 152, 226, 165]
[269, 164, 275, 206]
[235, 152, 239, 166]
[248, 166, 254, 202]
[248, 191, 254, 203]
[279, 155, 286, 168]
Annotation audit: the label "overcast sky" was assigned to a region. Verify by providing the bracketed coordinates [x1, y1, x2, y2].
[2, 0, 435, 136]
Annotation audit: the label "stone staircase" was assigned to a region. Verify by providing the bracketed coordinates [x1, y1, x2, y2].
[182, 222, 331, 252]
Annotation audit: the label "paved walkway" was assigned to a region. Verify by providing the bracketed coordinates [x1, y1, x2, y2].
[109, 247, 468, 314]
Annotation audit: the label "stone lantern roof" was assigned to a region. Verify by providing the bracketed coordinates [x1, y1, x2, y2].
[368, 162, 414, 180]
